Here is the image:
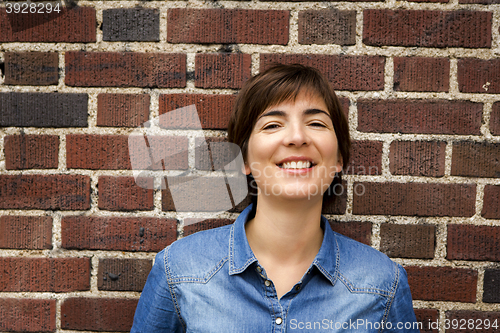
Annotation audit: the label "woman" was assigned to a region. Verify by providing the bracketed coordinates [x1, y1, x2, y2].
[131, 64, 418, 332]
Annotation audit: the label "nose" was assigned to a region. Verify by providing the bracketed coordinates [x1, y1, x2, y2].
[283, 123, 310, 147]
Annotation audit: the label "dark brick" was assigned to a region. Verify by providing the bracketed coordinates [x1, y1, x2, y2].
[363, 10, 491, 48]
[97, 94, 150, 127]
[483, 269, 500, 303]
[0, 175, 90, 210]
[380, 224, 435, 259]
[98, 176, 154, 211]
[61, 298, 138, 332]
[0, 92, 88, 127]
[357, 99, 482, 135]
[346, 140, 382, 176]
[103, 8, 159, 41]
[298, 10, 356, 45]
[451, 141, 500, 178]
[4, 135, 59, 170]
[0, 298, 56, 332]
[261, 54, 385, 91]
[393, 57, 449, 92]
[409, 0, 448, 2]
[321, 180, 347, 215]
[65, 52, 186, 88]
[414, 309, 439, 333]
[0, 7, 96, 42]
[98, 259, 152, 291]
[195, 53, 252, 89]
[4, 52, 58, 85]
[61, 216, 177, 251]
[447, 224, 500, 261]
[167, 9, 289, 45]
[460, 0, 500, 4]
[483, 185, 500, 219]
[0, 258, 90, 292]
[446, 311, 500, 332]
[491, 102, 500, 135]
[184, 218, 234, 236]
[458, 59, 500, 94]
[0, 216, 52, 250]
[389, 141, 446, 177]
[406, 266, 477, 302]
[352, 182, 475, 217]
[328, 221, 372, 245]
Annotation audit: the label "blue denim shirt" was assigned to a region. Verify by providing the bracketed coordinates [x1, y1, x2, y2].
[131, 205, 418, 332]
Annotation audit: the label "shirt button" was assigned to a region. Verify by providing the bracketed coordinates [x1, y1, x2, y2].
[276, 317, 282, 325]
[256, 266, 262, 273]
[265, 280, 271, 287]
[295, 285, 301, 291]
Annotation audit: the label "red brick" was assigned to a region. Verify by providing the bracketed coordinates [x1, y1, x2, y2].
[390, 141, 446, 177]
[261, 54, 385, 91]
[380, 224, 435, 259]
[0, 258, 90, 292]
[451, 141, 500, 178]
[0, 175, 90, 210]
[321, 180, 347, 215]
[447, 224, 500, 261]
[167, 9, 289, 45]
[65, 52, 186, 88]
[194, 137, 242, 172]
[0, 298, 56, 332]
[460, 0, 500, 4]
[346, 140, 382, 176]
[483, 185, 500, 219]
[97, 94, 150, 127]
[4, 135, 59, 170]
[298, 10, 356, 45]
[409, 0, 448, 3]
[159, 94, 235, 130]
[393, 57, 449, 92]
[0, 7, 96, 42]
[195, 53, 252, 89]
[352, 182, 475, 217]
[98, 176, 154, 211]
[414, 309, 439, 333]
[4, 52, 58, 86]
[458, 59, 500, 94]
[328, 221, 372, 245]
[66, 134, 188, 170]
[0, 216, 52, 250]
[406, 266, 477, 302]
[357, 99, 482, 135]
[483, 269, 500, 303]
[61, 298, 138, 332]
[363, 10, 491, 48]
[61, 216, 177, 251]
[98, 258, 152, 291]
[184, 218, 234, 236]
[446, 311, 500, 332]
[491, 102, 500, 135]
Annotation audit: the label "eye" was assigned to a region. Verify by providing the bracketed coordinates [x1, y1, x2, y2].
[309, 122, 327, 128]
[263, 123, 280, 130]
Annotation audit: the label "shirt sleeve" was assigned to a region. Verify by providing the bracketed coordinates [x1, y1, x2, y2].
[131, 248, 184, 333]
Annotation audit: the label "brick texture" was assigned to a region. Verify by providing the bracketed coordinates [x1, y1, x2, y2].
[0, 298, 56, 332]
[194, 137, 242, 172]
[346, 140, 382, 176]
[458, 59, 500, 93]
[328, 221, 372, 245]
[380, 224, 435, 258]
[482, 185, 500, 219]
[261, 54, 385, 91]
[167, 9, 289, 45]
[0, 216, 52, 250]
[103, 8, 159, 41]
[352, 182, 476, 217]
[98, 258, 152, 291]
[97, 94, 150, 127]
[98, 176, 154, 211]
[363, 10, 492, 48]
[321, 180, 348, 215]
[0, 175, 90, 210]
[298, 10, 356, 45]
[393, 57, 449, 92]
[451, 142, 500, 178]
[483, 269, 500, 303]
[4, 135, 59, 170]
[4, 52, 58, 86]
[445, 311, 500, 332]
[61, 216, 177, 251]
[0, 92, 88, 127]
[414, 309, 439, 333]
[0, 258, 90, 292]
[406, 266, 477, 302]
[460, 0, 500, 3]
[65, 52, 186, 88]
[389, 141, 446, 177]
[184, 218, 235, 236]
[357, 99, 482, 135]
[447, 224, 500, 261]
[195, 53, 252, 89]
[491, 102, 500, 135]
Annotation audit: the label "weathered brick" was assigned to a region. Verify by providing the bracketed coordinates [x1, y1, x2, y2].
[321, 180, 347, 215]
[4, 52, 58, 86]
[0, 258, 90, 292]
[346, 140, 382, 176]
[0, 216, 52, 250]
[97, 94, 150, 127]
[390, 141, 446, 177]
[98, 176, 154, 211]
[460, 0, 500, 3]
[298, 10, 356, 45]
[414, 309, 439, 333]
[491, 102, 500, 136]
[0, 175, 90, 210]
[0, 298, 56, 332]
[159, 94, 235, 129]
[103, 8, 159, 41]
[393, 57, 449, 92]
[65, 52, 186, 88]
[261, 54, 385, 91]
[451, 141, 500, 178]
[4, 135, 59, 170]
[0, 92, 88, 127]
[98, 258, 152, 291]
[357, 99, 482, 135]
[0, 7, 96, 42]
[447, 224, 500, 261]
[61, 298, 138, 332]
[167, 9, 289, 45]
[61, 216, 177, 251]
[483, 269, 500, 303]
[483, 185, 500, 219]
[353, 182, 475, 217]
[380, 224, 435, 259]
[458, 59, 500, 94]
[184, 218, 234, 236]
[328, 221, 372, 245]
[406, 266, 477, 302]
[363, 10, 491, 48]
[195, 53, 252, 89]
[446, 311, 500, 332]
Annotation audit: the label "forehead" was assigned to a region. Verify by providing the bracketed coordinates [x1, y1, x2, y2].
[261, 89, 328, 114]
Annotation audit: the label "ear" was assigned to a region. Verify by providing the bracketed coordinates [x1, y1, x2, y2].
[336, 153, 343, 173]
[243, 162, 252, 175]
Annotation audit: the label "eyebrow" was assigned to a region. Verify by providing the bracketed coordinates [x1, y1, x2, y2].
[258, 108, 330, 120]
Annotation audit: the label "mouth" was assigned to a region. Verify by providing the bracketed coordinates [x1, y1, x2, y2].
[277, 160, 315, 170]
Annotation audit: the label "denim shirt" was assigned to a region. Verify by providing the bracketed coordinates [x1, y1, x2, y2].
[131, 205, 418, 332]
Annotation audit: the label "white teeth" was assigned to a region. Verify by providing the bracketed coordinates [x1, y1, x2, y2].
[281, 161, 311, 169]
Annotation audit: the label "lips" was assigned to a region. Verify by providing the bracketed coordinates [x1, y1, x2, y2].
[277, 157, 316, 169]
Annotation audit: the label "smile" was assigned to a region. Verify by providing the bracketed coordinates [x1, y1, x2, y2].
[278, 161, 313, 169]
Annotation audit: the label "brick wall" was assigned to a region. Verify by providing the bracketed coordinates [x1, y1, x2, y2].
[0, 0, 499, 332]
